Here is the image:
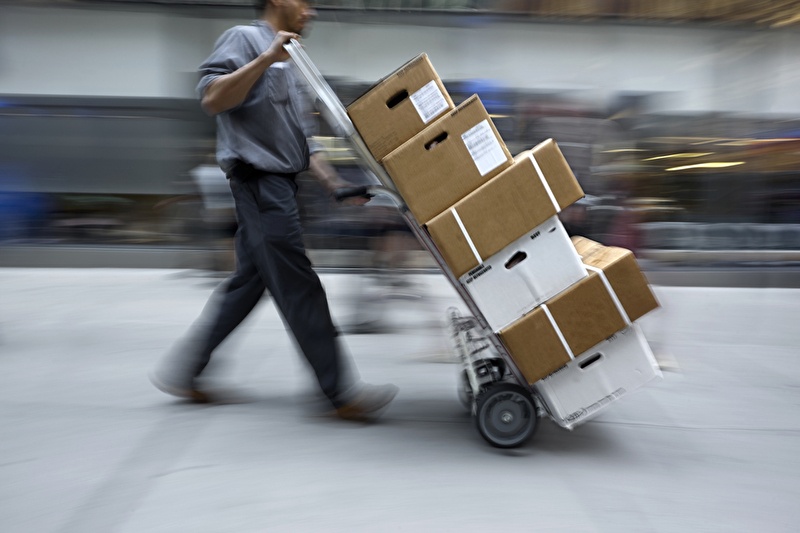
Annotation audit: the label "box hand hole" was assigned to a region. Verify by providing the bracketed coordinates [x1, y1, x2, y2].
[504, 251, 527, 269]
[386, 89, 409, 109]
[425, 132, 448, 151]
[579, 353, 602, 370]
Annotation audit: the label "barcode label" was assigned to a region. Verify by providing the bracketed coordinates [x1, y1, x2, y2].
[461, 120, 506, 176]
[409, 80, 449, 124]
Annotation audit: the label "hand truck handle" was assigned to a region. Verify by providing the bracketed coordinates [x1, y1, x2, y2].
[332, 186, 374, 202]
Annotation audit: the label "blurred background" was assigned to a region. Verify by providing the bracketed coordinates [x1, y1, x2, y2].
[1, 0, 799, 277]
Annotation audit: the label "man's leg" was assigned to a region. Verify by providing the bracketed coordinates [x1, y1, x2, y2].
[231, 174, 348, 405]
[231, 174, 398, 418]
[152, 193, 266, 398]
[182, 232, 267, 378]
[156, 168, 397, 417]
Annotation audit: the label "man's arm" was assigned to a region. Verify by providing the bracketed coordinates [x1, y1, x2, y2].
[201, 30, 299, 116]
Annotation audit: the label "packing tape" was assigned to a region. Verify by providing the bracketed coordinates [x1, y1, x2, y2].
[541, 304, 575, 360]
[584, 264, 631, 325]
[527, 153, 561, 213]
[450, 207, 482, 265]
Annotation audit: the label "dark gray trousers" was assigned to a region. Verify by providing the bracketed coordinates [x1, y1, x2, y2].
[188, 164, 350, 407]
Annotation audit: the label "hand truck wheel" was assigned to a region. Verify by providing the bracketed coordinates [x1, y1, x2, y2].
[475, 383, 538, 448]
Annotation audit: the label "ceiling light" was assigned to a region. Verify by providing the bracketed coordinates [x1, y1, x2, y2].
[666, 162, 745, 171]
[644, 152, 713, 161]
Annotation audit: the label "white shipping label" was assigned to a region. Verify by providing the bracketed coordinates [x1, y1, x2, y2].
[409, 80, 449, 124]
[461, 120, 507, 176]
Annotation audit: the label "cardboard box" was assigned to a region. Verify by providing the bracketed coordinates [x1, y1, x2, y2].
[498, 248, 660, 383]
[571, 236, 659, 323]
[533, 325, 662, 430]
[382, 94, 513, 224]
[498, 271, 627, 383]
[427, 139, 584, 278]
[347, 54, 454, 162]
[460, 216, 587, 332]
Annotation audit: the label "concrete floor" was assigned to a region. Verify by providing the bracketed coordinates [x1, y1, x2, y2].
[1, 267, 798, 532]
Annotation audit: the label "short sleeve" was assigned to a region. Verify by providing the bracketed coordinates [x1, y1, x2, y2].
[196, 27, 258, 99]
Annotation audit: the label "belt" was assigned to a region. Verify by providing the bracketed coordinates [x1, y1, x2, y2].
[227, 160, 299, 181]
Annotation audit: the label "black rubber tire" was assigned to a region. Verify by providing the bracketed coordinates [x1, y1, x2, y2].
[475, 383, 537, 449]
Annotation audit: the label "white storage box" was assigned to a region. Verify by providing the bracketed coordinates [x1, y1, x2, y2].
[459, 216, 587, 332]
[533, 324, 662, 430]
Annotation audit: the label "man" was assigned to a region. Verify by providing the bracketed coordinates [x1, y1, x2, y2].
[151, 0, 398, 420]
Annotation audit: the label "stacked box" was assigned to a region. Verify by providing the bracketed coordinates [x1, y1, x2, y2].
[347, 54, 454, 162]
[427, 139, 584, 279]
[498, 240, 660, 384]
[348, 56, 660, 423]
[572, 236, 661, 323]
[533, 324, 662, 430]
[382, 94, 513, 225]
[425, 139, 587, 330]
[453, 217, 586, 332]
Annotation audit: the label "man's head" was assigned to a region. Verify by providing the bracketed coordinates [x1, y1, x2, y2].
[256, 0, 317, 36]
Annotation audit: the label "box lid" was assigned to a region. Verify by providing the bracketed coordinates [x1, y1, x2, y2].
[426, 139, 584, 277]
[572, 238, 660, 322]
[427, 155, 560, 277]
[516, 139, 584, 211]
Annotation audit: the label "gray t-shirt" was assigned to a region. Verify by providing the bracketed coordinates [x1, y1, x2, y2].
[198, 20, 322, 175]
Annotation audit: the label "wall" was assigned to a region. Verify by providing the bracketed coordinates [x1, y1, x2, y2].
[0, 5, 798, 114]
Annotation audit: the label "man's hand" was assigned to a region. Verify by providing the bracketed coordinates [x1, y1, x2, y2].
[331, 183, 371, 206]
[261, 31, 300, 64]
[309, 153, 370, 206]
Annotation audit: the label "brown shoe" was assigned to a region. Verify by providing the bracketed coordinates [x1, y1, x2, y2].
[335, 383, 399, 422]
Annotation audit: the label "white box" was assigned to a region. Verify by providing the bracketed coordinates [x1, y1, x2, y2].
[534, 324, 662, 430]
[459, 216, 587, 332]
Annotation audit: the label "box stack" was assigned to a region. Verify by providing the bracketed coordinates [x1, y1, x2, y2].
[347, 55, 662, 428]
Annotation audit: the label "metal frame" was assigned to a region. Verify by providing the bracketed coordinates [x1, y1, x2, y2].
[285, 39, 540, 419]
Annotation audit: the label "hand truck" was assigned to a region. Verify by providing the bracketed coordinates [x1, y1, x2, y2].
[286, 41, 574, 448]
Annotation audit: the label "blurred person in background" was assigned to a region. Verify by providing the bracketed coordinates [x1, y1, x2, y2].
[603, 177, 643, 253]
[189, 150, 237, 273]
[338, 205, 421, 334]
[151, 0, 398, 420]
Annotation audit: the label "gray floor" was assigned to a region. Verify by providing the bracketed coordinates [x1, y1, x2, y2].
[1, 267, 799, 532]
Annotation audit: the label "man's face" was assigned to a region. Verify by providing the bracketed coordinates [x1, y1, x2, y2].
[284, 0, 316, 36]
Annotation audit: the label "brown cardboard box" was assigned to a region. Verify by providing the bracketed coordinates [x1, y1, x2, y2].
[382, 94, 513, 225]
[427, 139, 584, 278]
[499, 304, 572, 385]
[571, 236, 660, 323]
[498, 239, 659, 385]
[499, 272, 628, 384]
[346, 54, 454, 162]
[499, 273, 626, 383]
